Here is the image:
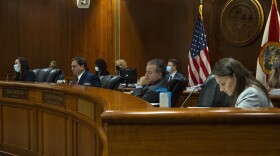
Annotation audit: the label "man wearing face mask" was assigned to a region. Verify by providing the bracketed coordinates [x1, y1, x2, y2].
[13, 57, 36, 82]
[166, 59, 186, 82]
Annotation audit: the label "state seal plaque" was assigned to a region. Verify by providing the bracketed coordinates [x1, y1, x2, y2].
[220, 0, 264, 46]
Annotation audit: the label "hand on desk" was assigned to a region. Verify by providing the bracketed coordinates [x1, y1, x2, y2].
[124, 91, 133, 94]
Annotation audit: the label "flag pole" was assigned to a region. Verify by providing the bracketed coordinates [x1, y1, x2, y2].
[199, 0, 203, 21]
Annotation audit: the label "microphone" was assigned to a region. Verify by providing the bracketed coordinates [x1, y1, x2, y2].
[180, 84, 204, 108]
[6, 73, 9, 81]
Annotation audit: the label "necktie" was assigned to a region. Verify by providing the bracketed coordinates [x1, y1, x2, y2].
[169, 76, 172, 81]
[74, 77, 79, 84]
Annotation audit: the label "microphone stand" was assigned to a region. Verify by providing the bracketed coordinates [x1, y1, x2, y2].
[180, 84, 203, 108]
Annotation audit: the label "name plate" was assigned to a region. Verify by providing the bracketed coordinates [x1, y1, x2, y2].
[42, 92, 64, 106]
[2, 87, 28, 99]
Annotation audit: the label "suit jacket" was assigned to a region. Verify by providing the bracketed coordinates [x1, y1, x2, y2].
[236, 86, 273, 108]
[72, 71, 101, 87]
[132, 78, 168, 103]
[166, 72, 186, 82]
[14, 70, 36, 82]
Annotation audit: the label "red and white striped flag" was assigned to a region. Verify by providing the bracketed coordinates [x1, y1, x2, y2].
[256, 0, 280, 84]
[188, 4, 211, 86]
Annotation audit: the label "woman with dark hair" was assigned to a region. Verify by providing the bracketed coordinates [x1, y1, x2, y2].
[13, 57, 36, 82]
[212, 58, 273, 108]
[94, 58, 109, 77]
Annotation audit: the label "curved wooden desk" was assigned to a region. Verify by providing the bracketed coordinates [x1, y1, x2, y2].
[1, 81, 280, 155]
[0, 81, 151, 156]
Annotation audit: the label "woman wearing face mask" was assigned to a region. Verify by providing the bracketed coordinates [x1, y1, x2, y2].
[115, 59, 127, 76]
[212, 58, 273, 108]
[13, 57, 36, 82]
[94, 58, 109, 77]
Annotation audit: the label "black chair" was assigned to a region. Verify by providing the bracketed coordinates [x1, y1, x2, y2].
[167, 79, 187, 107]
[103, 76, 122, 90]
[100, 75, 113, 87]
[36, 68, 52, 82]
[196, 74, 230, 107]
[32, 68, 41, 81]
[46, 68, 63, 83]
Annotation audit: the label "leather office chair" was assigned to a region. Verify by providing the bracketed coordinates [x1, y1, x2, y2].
[46, 68, 63, 83]
[36, 68, 52, 82]
[32, 68, 41, 81]
[196, 74, 230, 107]
[100, 75, 113, 87]
[103, 76, 122, 90]
[167, 79, 187, 107]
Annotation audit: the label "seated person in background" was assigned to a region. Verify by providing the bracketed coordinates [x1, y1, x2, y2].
[212, 58, 273, 108]
[132, 58, 168, 103]
[71, 57, 101, 87]
[94, 58, 109, 77]
[13, 57, 36, 82]
[166, 59, 186, 82]
[266, 59, 280, 91]
[115, 59, 127, 76]
[48, 60, 65, 81]
[49, 60, 57, 68]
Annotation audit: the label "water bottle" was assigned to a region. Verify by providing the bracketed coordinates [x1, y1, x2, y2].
[159, 91, 172, 107]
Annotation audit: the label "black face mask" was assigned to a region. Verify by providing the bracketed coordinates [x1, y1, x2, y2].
[116, 66, 121, 70]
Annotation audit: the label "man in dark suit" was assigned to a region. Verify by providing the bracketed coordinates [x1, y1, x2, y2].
[165, 59, 186, 82]
[132, 58, 168, 103]
[71, 57, 101, 87]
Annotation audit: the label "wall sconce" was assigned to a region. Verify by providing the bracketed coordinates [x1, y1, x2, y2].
[77, 0, 90, 8]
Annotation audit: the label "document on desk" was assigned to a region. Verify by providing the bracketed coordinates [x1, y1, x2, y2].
[269, 89, 280, 95]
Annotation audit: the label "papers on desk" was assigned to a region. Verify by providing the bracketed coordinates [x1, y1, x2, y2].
[186, 86, 201, 92]
[270, 89, 280, 95]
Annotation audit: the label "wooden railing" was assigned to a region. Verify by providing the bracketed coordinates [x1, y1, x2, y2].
[1, 81, 280, 155]
[0, 81, 151, 156]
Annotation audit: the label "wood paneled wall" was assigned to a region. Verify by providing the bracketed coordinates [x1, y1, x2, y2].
[0, 0, 114, 79]
[120, 0, 274, 77]
[0, 0, 276, 80]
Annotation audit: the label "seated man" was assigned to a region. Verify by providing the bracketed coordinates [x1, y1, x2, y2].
[71, 57, 101, 87]
[132, 58, 168, 103]
[166, 58, 186, 82]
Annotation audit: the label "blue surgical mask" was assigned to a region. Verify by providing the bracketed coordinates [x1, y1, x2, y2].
[166, 65, 172, 73]
[14, 64, 20, 72]
[95, 66, 99, 72]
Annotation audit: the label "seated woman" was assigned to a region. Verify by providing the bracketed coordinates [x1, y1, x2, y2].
[115, 59, 127, 76]
[13, 57, 36, 82]
[94, 58, 109, 77]
[212, 58, 273, 108]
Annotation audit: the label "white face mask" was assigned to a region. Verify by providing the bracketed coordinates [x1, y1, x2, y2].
[14, 64, 20, 72]
[166, 65, 172, 73]
[95, 66, 99, 72]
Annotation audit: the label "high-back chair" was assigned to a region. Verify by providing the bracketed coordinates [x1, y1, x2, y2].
[167, 79, 187, 107]
[103, 76, 122, 90]
[100, 75, 113, 87]
[196, 74, 230, 107]
[46, 68, 63, 83]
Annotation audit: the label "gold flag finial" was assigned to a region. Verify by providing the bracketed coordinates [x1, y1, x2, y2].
[199, 0, 203, 20]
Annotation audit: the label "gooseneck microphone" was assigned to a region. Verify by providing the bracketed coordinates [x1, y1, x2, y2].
[180, 84, 204, 108]
[6, 73, 10, 81]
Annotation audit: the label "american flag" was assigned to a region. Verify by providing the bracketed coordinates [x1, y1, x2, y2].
[188, 15, 211, 86]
